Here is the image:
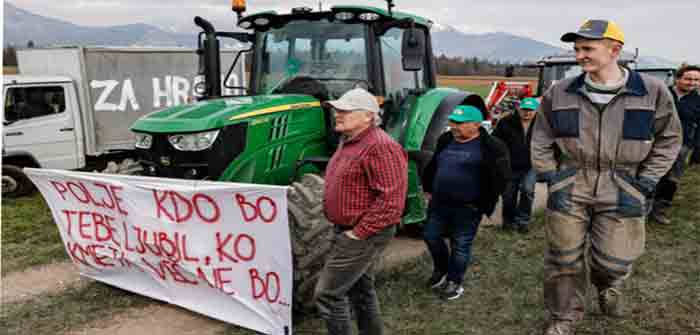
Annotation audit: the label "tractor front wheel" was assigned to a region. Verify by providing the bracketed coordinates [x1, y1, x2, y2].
[287, 173, 334, 312]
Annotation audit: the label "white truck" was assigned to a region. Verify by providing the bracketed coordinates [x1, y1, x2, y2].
[2, 47, 246, 197]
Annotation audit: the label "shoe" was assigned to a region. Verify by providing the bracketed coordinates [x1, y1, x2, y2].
[517, 225, 530, 234]
[651, 207, 671, 225]
[544, 320, 574, 335]
[599, 287, 624, 317]
[427, 272, 447, 290]
[440, 281, 464, 300]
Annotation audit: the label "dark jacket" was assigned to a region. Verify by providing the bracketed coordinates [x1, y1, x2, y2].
[492, 112, 535, 173]
[669, 87, 700, 147]
[422, 128, 511, 216]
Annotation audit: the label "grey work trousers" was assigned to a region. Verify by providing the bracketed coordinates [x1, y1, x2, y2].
[544, 200, 645, 322]
[314, 225, 395, 335]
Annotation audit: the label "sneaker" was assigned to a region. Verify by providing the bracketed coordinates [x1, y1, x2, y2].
[544, 320, 574, 335]
[440, 281, 464, 300]
[651, 207, 671, 225]
[427, 272, 447, 290]
[599, 287, 624, 317]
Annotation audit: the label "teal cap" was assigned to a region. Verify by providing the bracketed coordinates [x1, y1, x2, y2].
[449, 105, 484, 123]
[519, 97, 540, 110]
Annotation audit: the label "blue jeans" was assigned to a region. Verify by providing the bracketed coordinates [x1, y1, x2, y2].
[502, 169, 536, 227]
[423, 203, 482, 285]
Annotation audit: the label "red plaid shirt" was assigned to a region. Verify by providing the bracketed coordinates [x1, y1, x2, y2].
[323, 126, 408, 239]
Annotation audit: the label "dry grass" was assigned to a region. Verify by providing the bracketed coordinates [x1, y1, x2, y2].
[4, 66, 19, 74]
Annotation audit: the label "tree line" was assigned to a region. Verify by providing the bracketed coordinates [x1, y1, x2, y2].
[434, 54, 539, 77]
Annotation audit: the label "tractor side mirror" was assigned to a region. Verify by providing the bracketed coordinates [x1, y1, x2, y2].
[401, 27, 425, 72]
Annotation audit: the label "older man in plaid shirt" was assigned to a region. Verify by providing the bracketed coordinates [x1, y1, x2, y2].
[314, 88, 408, 335]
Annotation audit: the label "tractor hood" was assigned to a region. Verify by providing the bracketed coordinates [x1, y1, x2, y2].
[130, 94, 321, 134]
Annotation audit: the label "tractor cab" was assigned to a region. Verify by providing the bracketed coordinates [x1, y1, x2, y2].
[527, 52, 637, 96]
[198, 5, 438, 132]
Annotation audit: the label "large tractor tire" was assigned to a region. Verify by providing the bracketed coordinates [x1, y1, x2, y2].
[2, 165, 36, 198]
[287, 173, 334, 312]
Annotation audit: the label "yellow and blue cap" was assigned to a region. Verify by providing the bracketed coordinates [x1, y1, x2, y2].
[561, 19, 624, 44]
[448, 105, 483, 123]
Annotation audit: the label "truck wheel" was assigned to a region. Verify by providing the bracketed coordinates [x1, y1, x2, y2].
[2, 165, 35, 198]
[287, 173, 334, 312]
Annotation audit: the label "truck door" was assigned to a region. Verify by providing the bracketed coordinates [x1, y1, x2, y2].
[3, 84, 81, 169]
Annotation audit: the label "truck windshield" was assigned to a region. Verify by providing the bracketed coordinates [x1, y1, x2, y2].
[255, 19, 369, 99]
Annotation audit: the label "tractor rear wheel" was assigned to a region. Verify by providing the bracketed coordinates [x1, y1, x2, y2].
[287, 173, 334, 312]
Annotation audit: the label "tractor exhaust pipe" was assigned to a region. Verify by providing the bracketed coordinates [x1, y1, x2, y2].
[195, 16, 222, 98]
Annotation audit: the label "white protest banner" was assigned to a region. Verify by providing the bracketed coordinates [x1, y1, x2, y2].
[25, 168, 292, 335]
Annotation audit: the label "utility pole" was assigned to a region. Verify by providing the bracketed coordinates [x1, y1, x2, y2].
[318, 1, 322, 11]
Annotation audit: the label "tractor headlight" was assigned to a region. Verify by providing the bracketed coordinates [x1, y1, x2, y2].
[334, 12, 354, 21]
[168, 130, 220, 151]
[134, 133, 153, 149]
[358, 12, 380, 21]
[254, 17, 270, 26]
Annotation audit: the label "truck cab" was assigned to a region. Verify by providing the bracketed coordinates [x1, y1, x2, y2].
[3, 75, 84, 197]
[3, 75, 84, 170]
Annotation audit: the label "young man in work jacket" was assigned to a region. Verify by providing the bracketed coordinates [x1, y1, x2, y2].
[421, 105, 511, 300]
[531, 20, 681, 335]
[493, 97, 540, 234]
[315, 88, 408, 335]
[651, 65, 700, 224]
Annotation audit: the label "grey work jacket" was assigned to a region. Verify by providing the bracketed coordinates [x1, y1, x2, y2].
[531, 70, 682, 216]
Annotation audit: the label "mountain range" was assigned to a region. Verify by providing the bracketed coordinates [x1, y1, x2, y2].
[3, 3, 677, 67]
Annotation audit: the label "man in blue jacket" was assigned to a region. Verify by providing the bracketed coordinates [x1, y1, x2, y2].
[421, 105, 511, 300]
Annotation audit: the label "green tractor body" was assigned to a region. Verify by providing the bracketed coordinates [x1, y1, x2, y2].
[130, 3, 486, 309]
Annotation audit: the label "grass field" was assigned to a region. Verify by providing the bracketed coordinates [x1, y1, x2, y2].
[3, 167, 699, 334]
[4, 66, 18, 74]
[1, 193, 67, 275]
[437, 77, 491, 98]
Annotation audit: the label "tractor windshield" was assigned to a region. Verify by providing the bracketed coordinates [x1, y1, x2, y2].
[255, 19, 369, 99]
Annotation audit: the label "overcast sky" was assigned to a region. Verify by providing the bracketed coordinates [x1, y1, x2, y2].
[6, 0, 700, 64]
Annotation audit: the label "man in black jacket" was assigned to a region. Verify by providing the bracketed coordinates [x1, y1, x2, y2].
[651, 65, 700, 224]
[421, 105, 511, 300]
[493, 97, 540, 233]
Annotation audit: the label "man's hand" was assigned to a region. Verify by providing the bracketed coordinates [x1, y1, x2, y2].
[344, 230, 361, 240]
[424, 192, 432, 201]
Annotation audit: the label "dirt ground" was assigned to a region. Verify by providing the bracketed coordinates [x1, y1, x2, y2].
[2, 261, 85, 303]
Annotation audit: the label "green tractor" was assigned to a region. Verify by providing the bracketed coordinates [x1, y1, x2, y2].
[130, 0, 486, 309]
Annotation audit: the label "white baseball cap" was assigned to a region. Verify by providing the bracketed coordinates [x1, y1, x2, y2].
[323, 88, 380, 114]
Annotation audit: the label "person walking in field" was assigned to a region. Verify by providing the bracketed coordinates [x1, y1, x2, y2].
[421, 105, 511, 300]
[530, 20, 682, 335]
[493, 97, 540, 234]
[650, 65, 700, 224]
[314, 88, 408, 335]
